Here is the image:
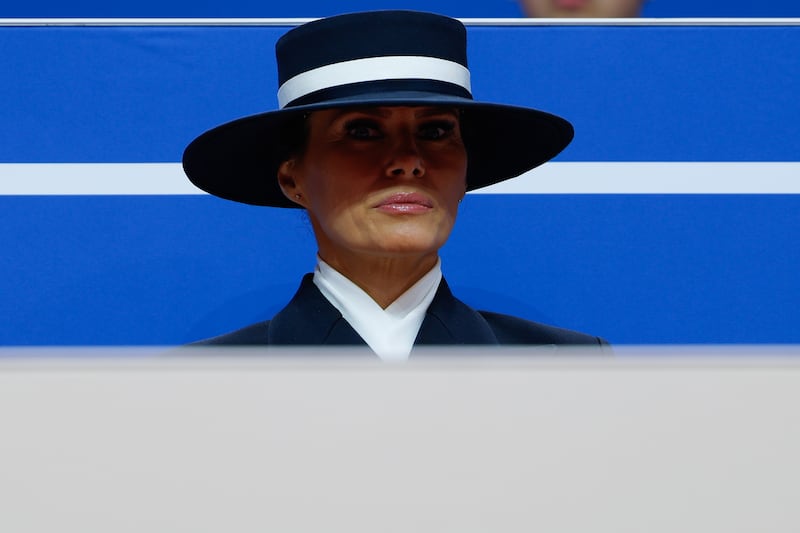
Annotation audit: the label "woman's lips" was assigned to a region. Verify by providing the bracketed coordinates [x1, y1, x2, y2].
[374, 192, 434, 214]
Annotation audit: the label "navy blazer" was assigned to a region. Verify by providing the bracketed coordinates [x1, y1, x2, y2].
[195, 274, 606, 349]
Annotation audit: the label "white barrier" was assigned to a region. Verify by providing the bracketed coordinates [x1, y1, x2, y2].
[1, 348, 799, 532]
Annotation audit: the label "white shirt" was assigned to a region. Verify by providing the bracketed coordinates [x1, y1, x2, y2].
[313, 258, 442, 361]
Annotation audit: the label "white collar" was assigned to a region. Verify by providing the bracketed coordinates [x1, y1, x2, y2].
[313, 258, 442, 361]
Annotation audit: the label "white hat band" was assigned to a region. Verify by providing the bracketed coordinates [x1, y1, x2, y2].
[277, 55, 472, 109]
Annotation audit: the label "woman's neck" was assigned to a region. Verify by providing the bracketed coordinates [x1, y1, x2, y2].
[317, 252, 440, 309]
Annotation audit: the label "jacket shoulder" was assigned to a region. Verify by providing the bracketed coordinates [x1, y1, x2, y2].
[189, 320, 271, 345]
[478, 311, 607, 346]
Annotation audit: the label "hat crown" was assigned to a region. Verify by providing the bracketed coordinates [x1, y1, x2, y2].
[274, 11, 473, 109]
[276, 11, 468, 85]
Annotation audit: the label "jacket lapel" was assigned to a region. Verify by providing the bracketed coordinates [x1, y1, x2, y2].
[415, 278, 499, 345]
[267, 274, 366, 346]
[268, 275, 498, 349]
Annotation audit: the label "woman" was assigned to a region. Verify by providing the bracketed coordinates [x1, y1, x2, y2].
[520, 0, 645, 18]
[183, 10, 605, 358]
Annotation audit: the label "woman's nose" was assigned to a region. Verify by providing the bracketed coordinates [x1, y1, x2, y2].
[386, 136, 425, 178]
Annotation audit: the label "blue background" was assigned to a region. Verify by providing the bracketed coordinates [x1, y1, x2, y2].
[3, 0, 800, 17]
[3, 26, 799, 163]
[1, 22, 799, 346]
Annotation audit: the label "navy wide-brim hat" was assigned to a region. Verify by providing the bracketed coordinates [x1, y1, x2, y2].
[183, 10, 574, 208]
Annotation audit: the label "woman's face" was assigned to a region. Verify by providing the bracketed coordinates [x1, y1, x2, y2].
[278, 106, 467, 264]
[520, 0, 643, 18]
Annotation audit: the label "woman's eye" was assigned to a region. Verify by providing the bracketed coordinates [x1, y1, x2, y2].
[418, 121, 456, 140]
[345, 120, 381, 139]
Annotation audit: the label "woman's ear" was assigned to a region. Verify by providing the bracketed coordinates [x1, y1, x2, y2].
[277, 159, 308, 207]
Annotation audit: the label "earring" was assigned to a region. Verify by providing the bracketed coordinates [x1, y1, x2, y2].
[294, 194, 302, 199]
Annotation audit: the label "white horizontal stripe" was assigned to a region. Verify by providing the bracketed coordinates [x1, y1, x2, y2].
[1, 162, 798, 195]
[1, 18, 799, 27]
[465, 17, 800, 26]
[473, 162, 800, 194]
[0, 163, 203, 195]
[277, 56, 471, 108]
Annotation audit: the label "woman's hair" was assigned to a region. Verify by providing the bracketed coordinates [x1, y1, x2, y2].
[276, 114, 311, 162]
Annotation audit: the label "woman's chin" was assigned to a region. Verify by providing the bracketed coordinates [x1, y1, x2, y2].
[359, 233, 448, 258]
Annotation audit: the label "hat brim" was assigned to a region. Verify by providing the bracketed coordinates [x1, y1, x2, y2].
[182, 92, 573, 207]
